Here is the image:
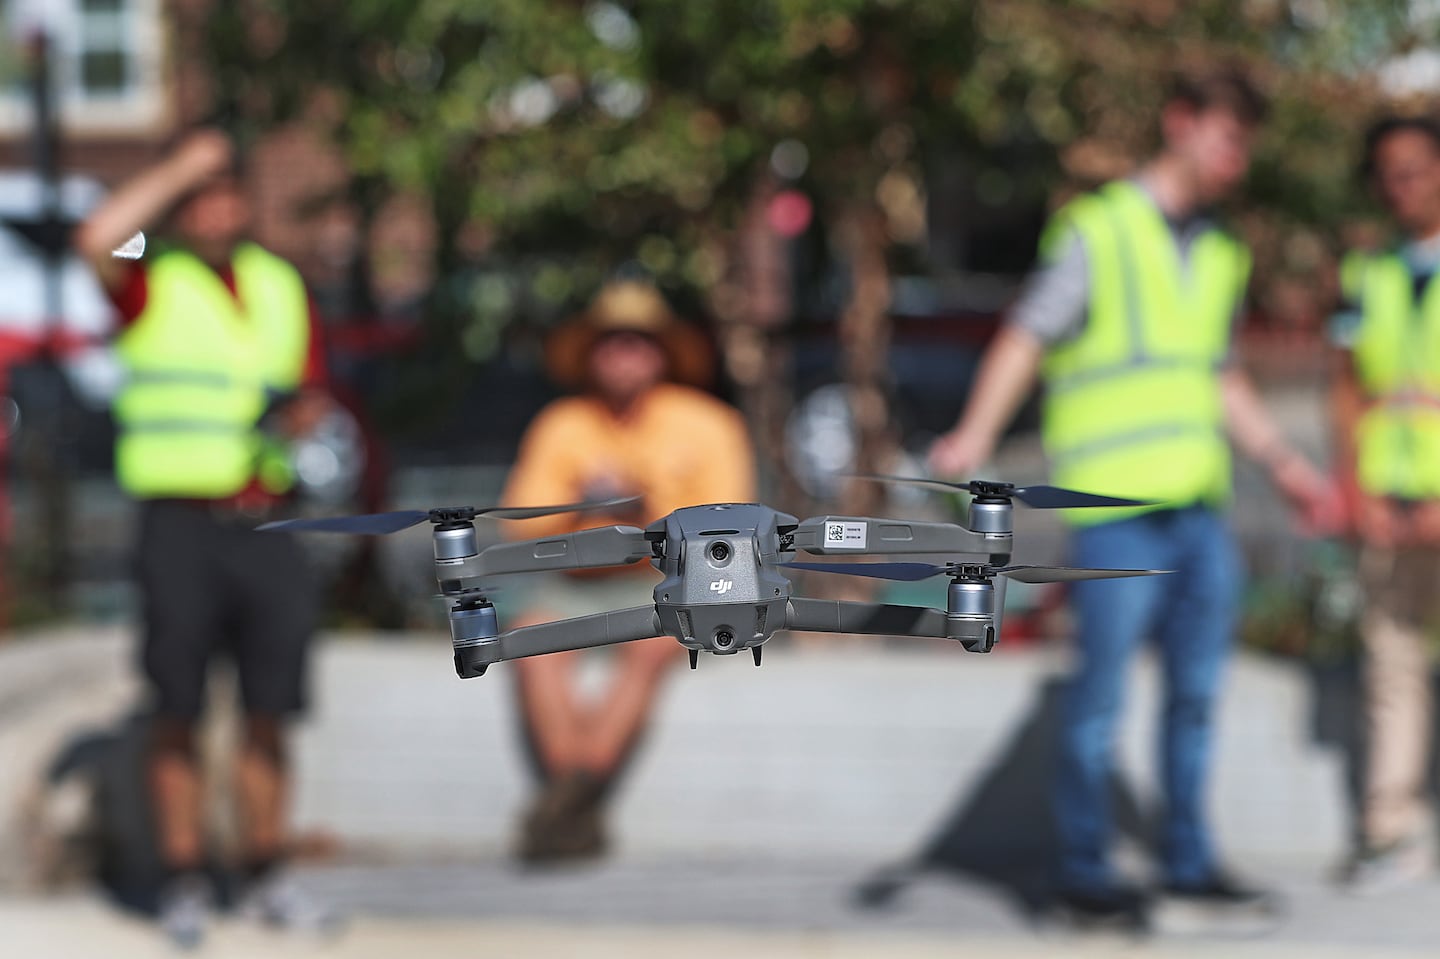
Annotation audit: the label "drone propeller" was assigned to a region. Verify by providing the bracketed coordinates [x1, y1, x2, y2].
[258, 495, 642, 535]
[849, 474, 1152, 509]
[781, 561, 1167, 584]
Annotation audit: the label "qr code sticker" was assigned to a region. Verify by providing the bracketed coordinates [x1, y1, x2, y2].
[824, 521, 866, 549]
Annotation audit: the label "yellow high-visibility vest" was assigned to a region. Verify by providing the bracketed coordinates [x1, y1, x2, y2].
[113, 244, 310, 498]
[1039, 181, 1249, 525]
[1345, 250, 1440, 498]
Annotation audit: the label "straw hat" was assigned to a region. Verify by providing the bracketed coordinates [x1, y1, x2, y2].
[545, 280, 715, 389]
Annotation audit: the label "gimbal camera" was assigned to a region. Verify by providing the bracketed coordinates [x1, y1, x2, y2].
[263, 477, 1162, 677]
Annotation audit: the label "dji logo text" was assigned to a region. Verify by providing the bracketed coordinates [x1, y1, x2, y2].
[709, 579, 734, 596]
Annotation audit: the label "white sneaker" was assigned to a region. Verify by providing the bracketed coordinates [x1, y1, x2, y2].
[239, 869, 343, 936]
[1341, 840, 1429, 896]
[156, 873, 213, 951]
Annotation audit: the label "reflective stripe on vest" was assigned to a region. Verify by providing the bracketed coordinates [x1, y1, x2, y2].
[1039, 181, 1248, 525]
[114, 244, 309, 498]
[1345, 250, 1440, 498]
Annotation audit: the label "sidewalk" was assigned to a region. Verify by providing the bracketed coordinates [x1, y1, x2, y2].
[3, 628, 1437, 956]
[4, 856, 1440, 959]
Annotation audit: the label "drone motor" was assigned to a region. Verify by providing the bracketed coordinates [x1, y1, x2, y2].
[944, 568, 1002, 653]
[450, 596, 499, 678]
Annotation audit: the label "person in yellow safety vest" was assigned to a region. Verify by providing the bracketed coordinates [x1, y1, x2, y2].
[929, 65, 1337, 923]
[74, 129, 337, 948]
[1332, 114, 1440, 894]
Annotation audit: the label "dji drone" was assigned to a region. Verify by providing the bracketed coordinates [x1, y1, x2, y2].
[262, 478, 1161, 677]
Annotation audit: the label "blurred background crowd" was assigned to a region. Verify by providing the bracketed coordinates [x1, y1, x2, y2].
[3, 0, 1416, 628]
[4, 0, 1440, 953]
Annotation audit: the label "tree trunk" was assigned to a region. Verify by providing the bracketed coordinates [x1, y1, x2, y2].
[835, 203, 895, 519]
[709, 179, 808, 516]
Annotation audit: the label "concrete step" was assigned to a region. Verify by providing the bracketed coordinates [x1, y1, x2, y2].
[1, 628, 1356, 875]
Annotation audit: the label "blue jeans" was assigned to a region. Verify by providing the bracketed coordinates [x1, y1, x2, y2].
[1053, 505, 1241, 892]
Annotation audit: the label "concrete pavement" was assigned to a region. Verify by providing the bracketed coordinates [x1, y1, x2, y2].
[4, 627, 1439, 957]
[4, 858, 1440, 959]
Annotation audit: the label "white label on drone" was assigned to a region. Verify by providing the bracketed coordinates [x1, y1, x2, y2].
[709, 579, 733, 595]
[825, 521, 867, 549]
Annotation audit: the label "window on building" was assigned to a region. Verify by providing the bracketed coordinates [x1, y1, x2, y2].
[0, 0, 164, 135]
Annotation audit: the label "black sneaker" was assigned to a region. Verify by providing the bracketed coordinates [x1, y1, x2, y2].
[1158, 871, 1282, 936]
[1053, 883, 1151, 930]
[1163, 871, 1278, 910]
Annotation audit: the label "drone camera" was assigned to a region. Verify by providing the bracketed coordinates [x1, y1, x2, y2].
[708, 540, 731, 564]
[713, 628, 736, 650]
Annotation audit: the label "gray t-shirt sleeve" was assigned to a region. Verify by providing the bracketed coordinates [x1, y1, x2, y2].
[1006, 228, 1090, 346]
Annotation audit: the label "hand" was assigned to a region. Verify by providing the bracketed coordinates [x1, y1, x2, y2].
[928, 427, 993, 479]
[1408, 500, 1440, 546]
[578, 474, 647, 523]
[170, 129, 235, 184]
[277, 389, 333, 440]
[1353, 493, 1402, 548]
[1268, 451, 1344, 536]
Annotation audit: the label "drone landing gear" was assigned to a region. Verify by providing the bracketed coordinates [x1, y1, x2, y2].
[686, 646, 763, 668]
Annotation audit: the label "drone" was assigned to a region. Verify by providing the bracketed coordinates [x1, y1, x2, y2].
[260, 478, 1164, 678]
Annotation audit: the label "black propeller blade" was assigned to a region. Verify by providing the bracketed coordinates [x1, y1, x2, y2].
[258, 495, 642, 535]
[258, 510, 429, 535]
[848, 474, 1153, 509]
[991, 565, 1168, 584]
[781, 561, 1167, 583]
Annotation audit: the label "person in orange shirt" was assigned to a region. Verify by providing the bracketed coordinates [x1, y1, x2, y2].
[501, 280, 755, 863]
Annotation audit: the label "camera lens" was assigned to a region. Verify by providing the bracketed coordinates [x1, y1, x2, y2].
[714, 630, 735, 649]
[709, 541, 731, 563]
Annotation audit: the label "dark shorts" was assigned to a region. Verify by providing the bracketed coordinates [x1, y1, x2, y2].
[136, 500, 317, 720]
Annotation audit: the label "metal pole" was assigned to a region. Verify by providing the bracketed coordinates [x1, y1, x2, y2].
[27, 28, 70, 614]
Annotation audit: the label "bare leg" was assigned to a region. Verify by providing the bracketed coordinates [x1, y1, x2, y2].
[581, 636, 683, 776]
[235, 715, 289, 865]
[511, 610, 589, 779]
[149, 717, 205, 871]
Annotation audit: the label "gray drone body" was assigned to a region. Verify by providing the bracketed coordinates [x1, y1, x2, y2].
[259, 477, 1165, 678]
[649, 504, 797, 658]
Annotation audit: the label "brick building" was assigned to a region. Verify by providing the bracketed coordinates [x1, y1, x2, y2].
[0, 0, 377, 277]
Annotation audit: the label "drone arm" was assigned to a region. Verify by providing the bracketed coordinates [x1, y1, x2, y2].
[791, 516, 1003, 558]
[469, 525, 652, 578]
[785, 597, 951, 638]
[488, 604, 663, 661]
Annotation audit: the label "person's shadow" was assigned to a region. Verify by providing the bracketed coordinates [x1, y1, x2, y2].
[853, 676, 1152, 919]
[1302, 656, 1440, 858]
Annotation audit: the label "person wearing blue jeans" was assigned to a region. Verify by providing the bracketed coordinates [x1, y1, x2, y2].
[930, 64, 1336, 920]
[1059, 507, 1241, 894]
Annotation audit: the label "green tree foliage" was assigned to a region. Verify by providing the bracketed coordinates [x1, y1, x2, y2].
[207, 0, 1425, 498]
[213, 1, 1419, 314]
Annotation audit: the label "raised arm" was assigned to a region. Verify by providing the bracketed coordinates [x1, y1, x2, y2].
[72, 130, 234, 291]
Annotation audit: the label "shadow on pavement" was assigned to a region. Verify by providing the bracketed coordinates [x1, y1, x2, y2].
[852, 676, 1151, 920]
